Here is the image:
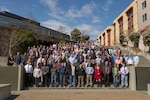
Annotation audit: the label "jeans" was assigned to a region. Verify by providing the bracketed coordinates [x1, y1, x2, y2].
[70, 75, 76, 87]
[113, 75, 118, 87]
[51, 72, 57, 87]
[60, 74, 66, 86]
[35, 77, 39, 87]
[121, 74, 128, 87]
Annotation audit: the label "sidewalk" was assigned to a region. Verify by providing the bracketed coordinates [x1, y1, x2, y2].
[7, 89, 150, 100]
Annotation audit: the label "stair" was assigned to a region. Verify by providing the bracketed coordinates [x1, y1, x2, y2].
[138, 56, 150, 67]
[119, 46, 150, 67]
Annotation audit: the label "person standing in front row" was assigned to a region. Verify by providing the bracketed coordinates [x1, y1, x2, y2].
[103, 61, 111, 87]
[85, 63, 94, 87]
[94, 63, 103, 87]
[77, 64, 85, 87]
[24, 60, 33, 87]
[69, 63, 77, 87]
[120, 63, 129, 88]
[59, 62, 66, 87]
[33, 65, 41, 87]
[50, 64, 57, 87]
[41, 62, 49, 87]
[112, 64, 119, 87]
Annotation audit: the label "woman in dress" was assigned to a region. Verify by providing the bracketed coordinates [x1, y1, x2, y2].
[94, 63, 103, 87]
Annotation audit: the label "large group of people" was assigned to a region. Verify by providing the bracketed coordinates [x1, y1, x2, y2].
[7, 40, 140, 88]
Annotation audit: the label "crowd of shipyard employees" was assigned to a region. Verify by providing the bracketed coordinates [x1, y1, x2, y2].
[7, 40, 139, 88]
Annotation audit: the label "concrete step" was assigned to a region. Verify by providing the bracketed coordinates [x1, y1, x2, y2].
[121, 50, 130, 54]
[137, 56, 150, 67]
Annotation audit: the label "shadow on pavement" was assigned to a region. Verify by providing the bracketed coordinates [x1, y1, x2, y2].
[6, 94, 19, 100]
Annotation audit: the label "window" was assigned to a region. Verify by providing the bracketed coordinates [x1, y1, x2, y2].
[143, 13, 147, 22]
[128, 22, 130, 28]
[126, 8, 133, 19]
[118, 18, 123, 25]
[142, 0, 146, 9]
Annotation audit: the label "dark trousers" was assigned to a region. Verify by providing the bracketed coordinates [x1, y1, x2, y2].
[42, 74, 49, 87]
[25, 73, 33, 87]
[104, 74, 110, 87]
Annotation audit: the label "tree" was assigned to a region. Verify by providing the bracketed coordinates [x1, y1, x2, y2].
[0, 27, 36, 54]
[143, 30, 150, 53]
[119, 34, 125, 45]
[82, 34, 90, 41]
[58, 26, 66, 33]
[59, 39, 66, 44]
[129, 32, 140, 47]
[26, 12, 36, 21]
[71, 28, 81, 41]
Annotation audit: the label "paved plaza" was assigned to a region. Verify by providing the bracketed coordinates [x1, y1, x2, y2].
[7, 88, 150, 100]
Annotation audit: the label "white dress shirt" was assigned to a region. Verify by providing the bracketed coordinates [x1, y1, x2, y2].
[120, 66, 129, 75]
[24, 64, 33, 73]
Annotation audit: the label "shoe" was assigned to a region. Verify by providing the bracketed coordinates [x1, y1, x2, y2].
[125, 86, 128, 88]
[69, 85, 72, 88]
[63, 86, 66, 88]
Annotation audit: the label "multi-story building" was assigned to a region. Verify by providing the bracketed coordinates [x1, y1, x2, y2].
[138, 0, 150, 51]
[138, 0, 150, 30]
[0, 11, 70, 43]
[97, 26, 114, 46]
[97, 0, 138, 46]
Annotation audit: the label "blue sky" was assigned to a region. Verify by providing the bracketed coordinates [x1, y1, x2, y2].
[0, 0, 133, 40]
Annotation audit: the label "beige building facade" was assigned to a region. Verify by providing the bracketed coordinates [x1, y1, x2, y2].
[97, 0, 139, 46]
[138, 0, 150, 51]
[97, 26, 114, 46]
[138, 0, 150, 30]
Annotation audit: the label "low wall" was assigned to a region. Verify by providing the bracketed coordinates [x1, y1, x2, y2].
[136, 67, 150, 91]
[128, 66, 137, 91]
[148, 84, 150, 95]
[128, 66, 150, 91]
[0, 84, 11, 100]
[0, 66, 24, 91]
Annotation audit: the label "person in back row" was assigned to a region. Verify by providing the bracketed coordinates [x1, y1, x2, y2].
[7, 54, 14, 66]
[133, 53, 139, 66]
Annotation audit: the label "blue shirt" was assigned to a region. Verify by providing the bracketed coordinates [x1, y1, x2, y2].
[59, 66, 66, 75]
[133, 56, 139, 64]
[86, 67, 94, 74]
